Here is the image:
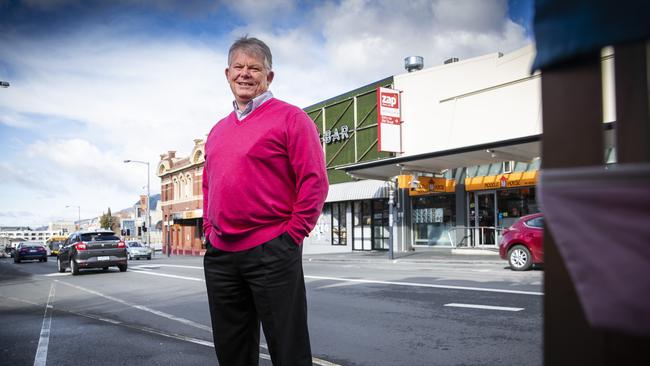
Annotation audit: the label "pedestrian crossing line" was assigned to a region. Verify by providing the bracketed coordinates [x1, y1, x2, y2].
[444, 303, 524, 312]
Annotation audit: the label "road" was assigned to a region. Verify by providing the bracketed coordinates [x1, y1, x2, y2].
[0, 253, 542, 366]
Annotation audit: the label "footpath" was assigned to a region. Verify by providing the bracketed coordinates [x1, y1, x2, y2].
[152, 246, 503, 265]
[302, 247, 502, 264]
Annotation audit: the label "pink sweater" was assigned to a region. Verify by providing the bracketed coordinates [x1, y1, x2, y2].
[202, 98, 328, 252]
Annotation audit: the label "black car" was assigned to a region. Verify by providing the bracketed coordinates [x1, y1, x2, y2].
[14, 242, 48, 263]
[57, 230, 127, 275]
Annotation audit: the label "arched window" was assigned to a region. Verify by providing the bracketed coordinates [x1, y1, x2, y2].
[186, 174, 193, 198]
[173, 178, 180, 200]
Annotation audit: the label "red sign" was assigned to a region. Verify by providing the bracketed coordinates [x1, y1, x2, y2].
[377, 87, 402, 152]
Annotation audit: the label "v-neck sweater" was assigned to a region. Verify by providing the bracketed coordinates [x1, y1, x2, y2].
[202, 98, 329, 252]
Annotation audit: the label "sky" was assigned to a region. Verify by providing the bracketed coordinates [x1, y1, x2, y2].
[0, 0, 534, 228]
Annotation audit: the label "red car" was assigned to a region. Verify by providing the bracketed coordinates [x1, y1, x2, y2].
[499, 213, 544, 271]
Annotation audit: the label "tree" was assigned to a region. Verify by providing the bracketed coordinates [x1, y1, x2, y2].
[100, 207, 119, 232]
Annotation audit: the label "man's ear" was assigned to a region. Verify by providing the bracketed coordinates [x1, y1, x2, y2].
[224, 67, 230, 79]
[267, 70, 274, 84]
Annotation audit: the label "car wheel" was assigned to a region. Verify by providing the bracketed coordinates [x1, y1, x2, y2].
[118, 263, 127, 272]
[71, 258, 80, 275]
[57, 257, 66, 273]
[14, 256, 20, 263]
[147, 256, 151, 260]
[508, 245, 532, 271]
[128, 254, 132, 260]
[43, 257, 48, 263]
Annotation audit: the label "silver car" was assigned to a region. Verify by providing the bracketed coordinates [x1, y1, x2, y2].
[126, 241, 152, 260]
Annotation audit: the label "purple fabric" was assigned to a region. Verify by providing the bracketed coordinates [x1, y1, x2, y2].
[539, 164, 650, 336]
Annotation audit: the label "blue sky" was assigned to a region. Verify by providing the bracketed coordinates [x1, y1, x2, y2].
[0, 0, 533, 227]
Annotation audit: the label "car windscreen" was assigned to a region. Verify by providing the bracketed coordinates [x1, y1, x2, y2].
[80, 233, 120, 241]
[128, 242, 143, 247]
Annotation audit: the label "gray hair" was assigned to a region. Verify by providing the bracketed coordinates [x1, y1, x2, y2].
[228, 36, 273, 71]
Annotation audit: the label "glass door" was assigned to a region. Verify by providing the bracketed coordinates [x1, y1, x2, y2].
[476, 191, 497, 245]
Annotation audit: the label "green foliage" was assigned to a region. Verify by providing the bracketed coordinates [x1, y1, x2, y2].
[99, 207, 119, 232]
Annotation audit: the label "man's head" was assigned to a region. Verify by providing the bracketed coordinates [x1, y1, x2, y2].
[226, 36, 274, 110]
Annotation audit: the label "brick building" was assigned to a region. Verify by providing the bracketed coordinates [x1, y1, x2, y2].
[157, 139, 205, 255]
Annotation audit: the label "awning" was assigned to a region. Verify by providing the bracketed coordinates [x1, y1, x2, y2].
[465, 171, 538, 191]
[326, 179, 388, 202]
[338, 134, 542, 180]
[337, 124, 614, 181]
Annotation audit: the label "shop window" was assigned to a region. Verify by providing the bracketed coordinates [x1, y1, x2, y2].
[476, 164, 490, 176]
[496, 187, 539, 228]
[487, 163, 501, 175]
[412, 194, 456, 246]
[331, 202, 347, 246]
[503, 161, 514, 174]
[352, 199, 388, 251]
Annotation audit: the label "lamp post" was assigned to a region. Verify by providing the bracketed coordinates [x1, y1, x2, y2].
[66, 205, 81, 230]
[124, 159, 151, 252]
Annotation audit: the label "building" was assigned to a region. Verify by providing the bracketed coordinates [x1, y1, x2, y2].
[0, 226, 65, 244]
[157, 45, 615, 255]
[157, 140, 205, 255]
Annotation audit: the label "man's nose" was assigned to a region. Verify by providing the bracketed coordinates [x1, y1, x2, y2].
[240, 66, 252, 77]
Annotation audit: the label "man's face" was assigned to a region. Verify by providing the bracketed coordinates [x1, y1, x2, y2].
[225, 50, 274, 110]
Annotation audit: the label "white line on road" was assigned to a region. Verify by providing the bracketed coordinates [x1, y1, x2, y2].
[124, 264, 542, 296]
[33, 282, 55, 366]
[444, 303, 525, 312]
[130, 269, 205, 282]
[305, 275, 544, 296]
[55, 280, 212, 332]
[131, 264, 203, 270]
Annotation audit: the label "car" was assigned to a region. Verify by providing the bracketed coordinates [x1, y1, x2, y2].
[13, 242, 48, 263]
[125, 240, 152, 260]
[57, 230, 127, 275]
[499, 212, 544, 271]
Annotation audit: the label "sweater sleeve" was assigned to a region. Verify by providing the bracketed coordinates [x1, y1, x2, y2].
[286, 110, 329, 244]
[201, 162, 212, 240]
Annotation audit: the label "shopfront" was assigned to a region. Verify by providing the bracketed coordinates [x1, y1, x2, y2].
[465, 170, 539, 245]
[405, 175, 457, 247]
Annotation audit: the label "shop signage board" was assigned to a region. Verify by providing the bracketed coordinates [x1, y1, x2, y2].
[377, 87, 402, 153]
[464, 171, 538, 191]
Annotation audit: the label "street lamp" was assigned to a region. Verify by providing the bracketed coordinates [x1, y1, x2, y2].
[66, 205, 81, 230]
[124, 159, 151, 252]
[0, 81, 9, 88]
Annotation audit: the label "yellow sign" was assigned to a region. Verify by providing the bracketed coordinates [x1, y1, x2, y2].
[397, 175, 456, 195]
[464, 171, 538, 191]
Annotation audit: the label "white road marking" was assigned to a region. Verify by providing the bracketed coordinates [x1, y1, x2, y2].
[42, 273, 69, 277]
[33, 282, 55, 366]
[305, 275, 544, 296]
[124, 264, 542, 296]
[131, 264, 203, 270]
[55, 280, 212, 332]
[130, 269, 205, 282]
[444, 303, 525, 312]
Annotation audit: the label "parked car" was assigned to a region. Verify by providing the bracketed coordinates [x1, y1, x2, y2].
[13, 242, 48, 263]
[125, 241, 152, 260]
[498, 213, 544, 271]
[57, 230, 127, 275]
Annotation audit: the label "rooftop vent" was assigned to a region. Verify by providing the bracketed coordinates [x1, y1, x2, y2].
[444, 57, 459, 64]
[404, 56, 424, 72]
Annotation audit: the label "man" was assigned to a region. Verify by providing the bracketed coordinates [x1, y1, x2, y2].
[202, 36, 328, 366]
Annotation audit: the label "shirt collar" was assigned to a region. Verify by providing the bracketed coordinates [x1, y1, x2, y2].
[233, 90, 274, 120]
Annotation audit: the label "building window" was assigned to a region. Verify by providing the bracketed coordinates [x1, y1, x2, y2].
[412, 194, 456, 246]
[331, 202, 347, 245]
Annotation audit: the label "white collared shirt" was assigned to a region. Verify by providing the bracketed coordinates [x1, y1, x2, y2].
[233, 91, 274, 121]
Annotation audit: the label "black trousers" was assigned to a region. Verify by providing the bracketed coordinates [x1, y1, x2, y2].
[203, 232, 312, 366]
